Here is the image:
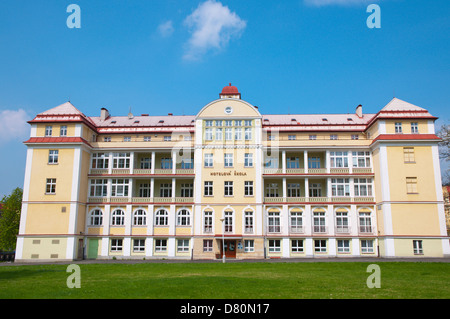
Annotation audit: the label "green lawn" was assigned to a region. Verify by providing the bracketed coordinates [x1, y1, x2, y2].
[0, 261, 448, 299]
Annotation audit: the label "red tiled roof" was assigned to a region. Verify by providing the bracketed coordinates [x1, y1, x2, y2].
[370, 134, 440, 145]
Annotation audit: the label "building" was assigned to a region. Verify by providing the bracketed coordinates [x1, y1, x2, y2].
[15, 84, 450, 261]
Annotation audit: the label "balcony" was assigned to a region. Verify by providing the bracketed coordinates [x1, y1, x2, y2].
[263, 196, 374, 204]
[88, 196, 194, 204]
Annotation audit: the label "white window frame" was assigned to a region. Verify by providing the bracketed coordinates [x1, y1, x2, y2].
[177, 209, 191, 226]
[204, 181, 213, 196]
[331, 178, 350, 197]
[111, 179, 129, 197]
[155, 209, 168, 226]
[224, 181, 233, 196]
[204, 153, 213, 168]
[224, 153, 233, 167]
[48, 150, 59, 164]
[90, 179, 108, 197]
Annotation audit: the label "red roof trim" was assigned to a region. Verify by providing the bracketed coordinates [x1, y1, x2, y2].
[24, 137, 92, 147]
[370, 134, 440, 145]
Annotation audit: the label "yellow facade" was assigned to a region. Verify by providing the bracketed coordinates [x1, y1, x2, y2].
[15, 88, 449, 261]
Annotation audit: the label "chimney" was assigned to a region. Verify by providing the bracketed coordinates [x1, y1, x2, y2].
[100, 108, 110, 121]
[356, 104, 363, 118]
[168, 113, 173, 116]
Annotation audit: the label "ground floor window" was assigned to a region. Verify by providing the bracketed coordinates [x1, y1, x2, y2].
[111, 239, 123, 252]
[177, 239, 190, 252]
[291, 239, 304, 253]
[244, 240, 254, 252]
[203, 239, 213, 252]
[314, 239, 327, 253]
[268, 239, 281, 253]
[337, 239, 350, 253]
[133, 239, 145, 252]
[155, 239, 167, 252]
[361, 239, 374, 253]
[413, 240, 423, 255]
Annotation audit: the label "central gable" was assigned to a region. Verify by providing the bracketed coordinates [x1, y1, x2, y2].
[196, 99, 261, 119]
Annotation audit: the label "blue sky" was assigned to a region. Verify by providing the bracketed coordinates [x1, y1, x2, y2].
[0, 0, 449, 197]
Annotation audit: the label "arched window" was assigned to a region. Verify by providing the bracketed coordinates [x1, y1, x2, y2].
[177, 209, 190, 226]
[290, 208, 303, 233]
[133, 209, 147, 226]
[111, 209, 125, 226]
[155, 209, 168, 226]
[90, 209, 103, 226]
[224, 210, 233, 233]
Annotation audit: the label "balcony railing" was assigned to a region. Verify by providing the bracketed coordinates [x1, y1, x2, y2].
[359, 225, 373, 234]
[88, 196, 194, 204]
[335, 226, 351, 233]
[89, 168, 195, 175]
[313, 225, 327, 233]
[289, 226, 304, 233]
[267, 225, 282, 233]
[264, 196, 374, 203]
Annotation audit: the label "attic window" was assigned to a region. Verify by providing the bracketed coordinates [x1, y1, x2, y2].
[264, 119, 269, 122]
[134, 120, 140, 124]
[347, 118, 353, 121]
[322, 118, 328, 121]
[291, 118, 296, 122]
[111, 121, 117, 124]
[158, 120, 164, 123]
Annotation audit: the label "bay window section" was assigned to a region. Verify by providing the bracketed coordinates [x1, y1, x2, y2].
[354, 178, 373, 197]
[111, 179, 129, 197]
[92, 153, 109, 169]
[90, 179, 108, 197]
[112, 153, 130, 169]
[352, 151, 371, 168]
[331, 178, 350, 197]
[330, 151, 348, 168]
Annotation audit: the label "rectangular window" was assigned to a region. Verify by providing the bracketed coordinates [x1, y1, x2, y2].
[155, 239, 167, 252]
[204, 128, 213, 141]
[177, 239, 190, 252]
[225, 128, 233, 140]
[234, 120, 242, 127]
[330, 152, 348, 168]
[159, 183, 172, 197]
[331, 178, 350, 197]
[224, 153, 233, 167]
[45, 126, 52, 137]
[361, 240, 374, 253]
[92, 153, 109, 169]
[413, 240, 423, 255]
[140, 157, 151, 169]
[337, 240, 350, 253]
[244, 153, 253, 167]
[288, 135, 296, 140]
[411, 122, 419, 133]
[265, 183, 279, 197]
[244, 211, 254, 233]
[244, 181, 254, 196]
[287, 183, 301, 197]
[395, 122, 403, 133]
[291, 240, 304, 253]
[204, 211, 213, 233]
[244, 120, 252, 127]
[181, 158, 193, 169]
[314, 239, 327, 253]
[104, 136, 111, 142]
[225, 120, 233, 127]
[60, 125, 67, 137]
[138, 183, 152, 198]
[111, 179, 129, 197]
[406, 177, 418, 194]
[180, 183, 193, 197]
[111, 239, 123, 252]
[309, 183, 322, 197]
[313, 212, 326, 233]
[205, 120, 213, 127]
[244, 240, 254, 252]
[160, 157, 173, 169]
[224, 211, 233, 233]
[204, 181, 213, 196]
[204, 153, 213, 167]
[224, 181, 233, 196]
[215, 128, 223, 140]
[46, 178, 56, 194]
[234, 127, 242, 140]
[330, 134, 338, 140]
[163, 136, 171, 142]
[112, 152, 130, 169]
[203, 239, 213, 252]
[48, 150, 59, 164]
[308, 157, 321, 169]
[359, 212, 372, 233]
[123, 136, 131, 142]
[287, 157, 300, 169]
[144, 136, 151, 142]
[245, 127, 252, 140]
[268, 212, 281, 233]
[90, 179, 108, 197]
[268, 239, 281, 252]
[215, 120, 223, 127]
[133, 239, 145, 252]
[352, 151, 371, 167]
[354, 178, 373, 197]
[309, 135, 317, 140]
[403, 147, 415, 163]
[351, 134, 359, 140]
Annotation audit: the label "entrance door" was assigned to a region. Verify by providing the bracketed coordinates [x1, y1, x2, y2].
[87, 238, 98, 259]
[220, 240, 236, 258]
[77, 239, 84, 260]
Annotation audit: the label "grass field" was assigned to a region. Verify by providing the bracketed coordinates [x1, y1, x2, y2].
[0, 261, 449, 299]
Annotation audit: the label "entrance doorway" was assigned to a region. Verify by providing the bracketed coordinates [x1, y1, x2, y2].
[220, 240, 236, 258]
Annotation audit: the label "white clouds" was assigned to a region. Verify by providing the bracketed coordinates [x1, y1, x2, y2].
[0, 109, 29, 144]
[304, 0, 375, 6]
[182, 0, 246, 61]
[158, 20, 175, 38]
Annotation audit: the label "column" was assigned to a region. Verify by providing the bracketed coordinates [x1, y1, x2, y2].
[304, 150, 308, 174]
[282, 150, 286, 173]
[151, 152, 155, 174]
[304, 178, 309, 200]
[326, 150, 330, 173]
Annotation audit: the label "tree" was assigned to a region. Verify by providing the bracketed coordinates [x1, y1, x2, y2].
[0, 187, 22, 251]
[437, 123, 450, 185]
